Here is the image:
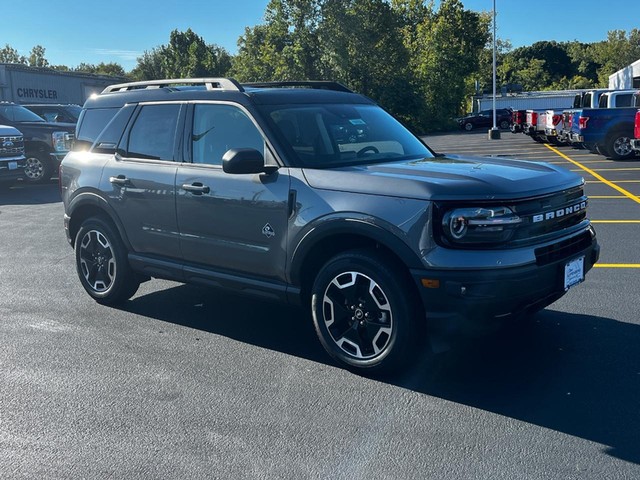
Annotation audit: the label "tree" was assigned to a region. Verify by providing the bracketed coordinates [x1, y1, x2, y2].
[28, 45, 49, 68]
[130, 29, 232, 80]
[0, 44, 26, 64]
[232, 0, 324, 81]
[400, 0, 489, 129]
[74, 62, 126, 77]
[591, 29, 640, 85]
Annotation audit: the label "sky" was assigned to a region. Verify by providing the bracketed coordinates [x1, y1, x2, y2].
[3, 0, 640, 73]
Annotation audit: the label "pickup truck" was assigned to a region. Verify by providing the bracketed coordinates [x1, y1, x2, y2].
[510, 109, 527, 133]
[523, 110, 548, 142]
[573, 91, 640, 159]
[0, 102, 75, 183]
[560, 89, 611, 147]
[0, 124, 26, 185]
[543, 109, 565, 144]
[630, 109, 640, 154]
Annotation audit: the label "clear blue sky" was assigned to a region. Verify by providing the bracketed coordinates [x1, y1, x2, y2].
[4, 0, 639, 72]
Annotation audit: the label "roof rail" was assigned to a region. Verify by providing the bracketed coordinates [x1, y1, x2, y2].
[242, 81, 353, 93]
[102, 78, 244, 94]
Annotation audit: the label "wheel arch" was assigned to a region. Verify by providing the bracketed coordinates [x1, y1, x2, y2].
[67, 192, 132, 250]
[290, 218, 424, 302]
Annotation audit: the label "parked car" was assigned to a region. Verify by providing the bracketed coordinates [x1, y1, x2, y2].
[0, 124, 26, 185]
[630, 109, 640, 154]
[523, 109, 548, 142]
[22, 103, 82, 124]
[458, 108, 512, 131]
[60, 78, 599, 375]
[0, 102, 74, 183]
[574, 91, 640, 159]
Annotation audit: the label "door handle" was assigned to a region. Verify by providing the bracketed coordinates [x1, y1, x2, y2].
[181, 182, 210, 194]
[109, 175, 130, 186]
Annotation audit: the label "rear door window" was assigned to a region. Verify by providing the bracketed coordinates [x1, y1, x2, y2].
[126, 104, 181, 161]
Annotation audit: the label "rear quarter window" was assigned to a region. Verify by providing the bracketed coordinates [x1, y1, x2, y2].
[74, 107, 120, 151]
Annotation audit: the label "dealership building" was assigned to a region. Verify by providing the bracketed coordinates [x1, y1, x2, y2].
[0, 63, 126, 106]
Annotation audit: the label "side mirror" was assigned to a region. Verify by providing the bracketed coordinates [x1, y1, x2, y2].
[222, 148, 277, 175]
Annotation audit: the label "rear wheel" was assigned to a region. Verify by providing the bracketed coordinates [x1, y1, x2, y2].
[311, 250, 420, 375]
[75, 217, 140, 305]
[604, 131, 635, 160]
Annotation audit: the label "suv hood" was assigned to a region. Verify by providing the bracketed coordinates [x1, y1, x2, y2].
[302, 154, 583, 201]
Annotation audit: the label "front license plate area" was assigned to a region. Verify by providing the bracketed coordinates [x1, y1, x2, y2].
[8, 161, 17, 170]
[564, 256, 584, 290]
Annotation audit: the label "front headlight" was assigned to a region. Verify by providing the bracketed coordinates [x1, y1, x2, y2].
[52, 131, 74, 152]
[441, 206, 522, 245]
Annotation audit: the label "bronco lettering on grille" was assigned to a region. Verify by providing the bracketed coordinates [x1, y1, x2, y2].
[532, 201, 587, 223]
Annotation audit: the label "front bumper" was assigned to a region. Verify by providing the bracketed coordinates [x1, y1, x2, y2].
[0, 156, 26, 183]
[411, 228, 599, 336]
[631, 139, 640, 152]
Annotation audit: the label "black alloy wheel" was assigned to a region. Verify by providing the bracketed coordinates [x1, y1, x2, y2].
[311, 250, 419, 374]
[75, 217, 140, 305]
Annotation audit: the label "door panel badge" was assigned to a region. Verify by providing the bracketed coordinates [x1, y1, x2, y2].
[262, 223, 276, 238]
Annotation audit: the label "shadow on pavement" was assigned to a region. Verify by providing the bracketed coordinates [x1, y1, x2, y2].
[0, 181, 61, 205]
[123, 283, 640, 465]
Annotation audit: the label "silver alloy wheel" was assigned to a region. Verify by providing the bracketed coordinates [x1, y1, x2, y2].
[79, 229, 116, 292]
[321, 271, 393, 360]
[464, 122, 473, 131]
[613, 136, 632, 157]
[24, 156, 44, 181]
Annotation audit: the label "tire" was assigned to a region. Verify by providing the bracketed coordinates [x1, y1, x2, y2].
[604, 131, 635, 160]
[499, 120, 510, 130]
[464, 122, 473, 131]
[23, 152, 52, 184]
[75, 216, 140, 305]
[310, 250, 419, 375]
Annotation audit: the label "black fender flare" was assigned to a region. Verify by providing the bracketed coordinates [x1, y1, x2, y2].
[66, 191, 133, 251]
[288, 215, 425, 286]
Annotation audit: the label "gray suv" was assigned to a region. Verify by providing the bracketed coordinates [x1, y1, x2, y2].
[60, 78, 599, 374]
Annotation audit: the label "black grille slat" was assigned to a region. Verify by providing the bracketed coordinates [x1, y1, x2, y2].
[535, 231, 593, 266]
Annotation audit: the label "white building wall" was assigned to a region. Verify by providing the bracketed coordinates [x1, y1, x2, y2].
[609, 58, 640, 90]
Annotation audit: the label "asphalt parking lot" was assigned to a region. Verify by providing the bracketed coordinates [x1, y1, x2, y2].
[1, 132, 639, 479]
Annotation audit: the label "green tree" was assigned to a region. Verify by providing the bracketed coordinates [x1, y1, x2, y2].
[130, 29, 232, 80]
[74, 62, 126, 76]
[28, 45, 49, 68]
[232, 0, 323, 81]
[0, 44, 26, 63]
[591, 29, 640, 85]
[401, 0, 489, 129]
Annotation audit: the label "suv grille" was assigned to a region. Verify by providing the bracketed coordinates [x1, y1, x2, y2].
[0, 135, 25, 158]
[510, 186, 587, 244]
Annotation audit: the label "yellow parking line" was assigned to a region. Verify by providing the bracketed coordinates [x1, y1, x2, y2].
[545, 144, 640, 205]
[570, 168, 640, 172]
[595, 264, 640, 268]
[591, 220, 640, 223]
[586, 180, 640, 183]
[589, 195, 632, 199]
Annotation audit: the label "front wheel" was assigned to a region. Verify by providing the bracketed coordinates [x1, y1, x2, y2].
[75, 217, 140, 305]
[311, 250, 419, 375]
[23, 152, 52, 183]
[499, 120, 510, 130]
[464, 122, 473, 131]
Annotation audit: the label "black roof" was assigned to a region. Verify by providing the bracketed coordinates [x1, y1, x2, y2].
[83, 78, 373, 109]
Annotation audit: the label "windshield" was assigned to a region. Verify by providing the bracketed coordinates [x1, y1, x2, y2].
[0, 105, 45, 122]
[261, 104, 434, 168]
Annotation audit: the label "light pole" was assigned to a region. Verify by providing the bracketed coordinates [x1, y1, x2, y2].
[489, 0, 500, 140]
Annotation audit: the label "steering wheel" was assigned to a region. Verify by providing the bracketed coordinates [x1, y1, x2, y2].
[356, 146, 379, 157]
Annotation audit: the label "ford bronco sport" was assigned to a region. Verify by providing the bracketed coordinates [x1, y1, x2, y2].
[60, 78, 599, 374]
